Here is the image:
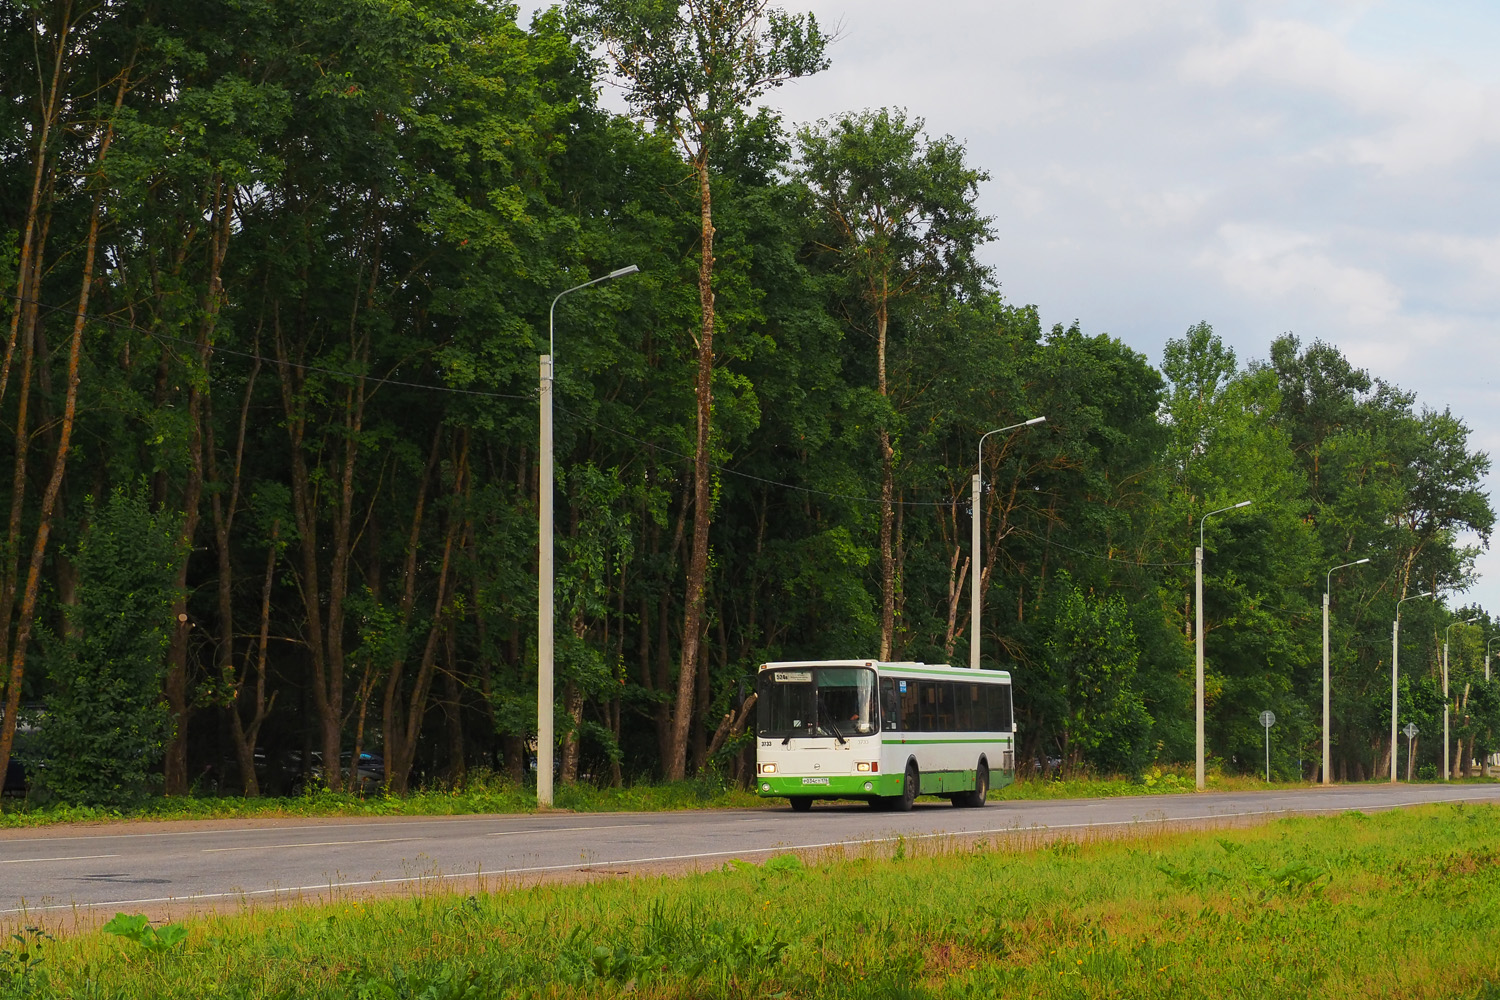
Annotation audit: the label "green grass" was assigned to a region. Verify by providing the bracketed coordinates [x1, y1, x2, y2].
[4, 765, 1492, 829]
[0, 771, 766, 828]
[10, 803, 1500, 998]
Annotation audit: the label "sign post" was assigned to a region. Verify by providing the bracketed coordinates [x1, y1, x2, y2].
[1403, 722, 1418, 781]
[1259, 710, 1276, 782]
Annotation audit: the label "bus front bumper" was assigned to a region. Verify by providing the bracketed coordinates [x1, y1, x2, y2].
[756, 773, 904, 798]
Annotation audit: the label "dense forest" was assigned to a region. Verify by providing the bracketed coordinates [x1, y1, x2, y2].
[1, 0, 1494, 805]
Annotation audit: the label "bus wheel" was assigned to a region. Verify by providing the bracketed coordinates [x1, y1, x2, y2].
[790, 797, 813, 812]
[895, 762, 919, 812]
[961, 761, 989, 808]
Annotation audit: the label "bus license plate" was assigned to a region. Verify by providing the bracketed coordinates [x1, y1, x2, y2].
[801, 777, 829, 785]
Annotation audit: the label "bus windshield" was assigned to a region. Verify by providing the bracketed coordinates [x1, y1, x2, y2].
[758, 667, 877, 738]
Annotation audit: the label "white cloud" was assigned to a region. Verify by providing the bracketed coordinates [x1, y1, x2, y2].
[1198, 224, 1402, 328]
[1179, 14, 1500, 174]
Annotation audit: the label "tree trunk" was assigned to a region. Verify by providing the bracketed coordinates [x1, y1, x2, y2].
[228, 525, 279, 797]
[162, 181, 232, 795]
[560, 679, 583, 785]
[876, 285, 895, 659]
[382, 437, 465, 794]
[0, 71, 122, 786]
[502, 734, 525, 783]
[667, 154, 717, 781]
[212, 317, 264, 795]
[442, 624, 465, 787]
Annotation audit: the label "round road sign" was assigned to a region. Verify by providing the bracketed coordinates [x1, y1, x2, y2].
[1259, 710, 1276, 729]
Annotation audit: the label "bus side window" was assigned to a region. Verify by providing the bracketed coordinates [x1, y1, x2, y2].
[900, 681, 920, 731]
[880, 678, 900, 731]
[936, 682, 955, 732]
[954, 683, 974, 731]
[918, 681, 937, 731]
[983, 683, 1001, 731]
[998, 682, 1013, 731]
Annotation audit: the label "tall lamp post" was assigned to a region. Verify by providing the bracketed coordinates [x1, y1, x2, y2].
[1486, 634, 1499, 682]
[1444, 617, 1477, 781]
[1196, 500, 1253, 790]
[1390, 590, 1433, 783]
[1322, 558, 1370, 785]
[969, 416, 1045, 669]
[538, 265, 639, 807]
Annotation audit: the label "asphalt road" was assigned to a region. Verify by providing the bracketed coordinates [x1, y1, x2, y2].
[4, 782, 1498, 916]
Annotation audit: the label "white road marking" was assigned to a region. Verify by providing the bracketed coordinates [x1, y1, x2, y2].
[487, 823, 650, 837]
[0, 854, 119, 864]
[202, 837, 419, 853]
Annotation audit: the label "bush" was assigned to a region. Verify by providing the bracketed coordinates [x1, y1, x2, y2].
[35, 489, 183, 807]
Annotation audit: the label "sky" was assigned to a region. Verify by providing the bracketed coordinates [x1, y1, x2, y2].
[519, 1, 1500, 614]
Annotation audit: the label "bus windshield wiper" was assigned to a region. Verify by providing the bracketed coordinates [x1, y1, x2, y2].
[817, 694, 848, 745]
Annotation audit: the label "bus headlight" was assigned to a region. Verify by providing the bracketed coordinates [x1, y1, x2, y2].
[759, 763, 777, 774]
[856, 762, 877, 772]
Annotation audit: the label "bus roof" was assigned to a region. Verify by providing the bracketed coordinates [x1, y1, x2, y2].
[758, 660, 1011, 681]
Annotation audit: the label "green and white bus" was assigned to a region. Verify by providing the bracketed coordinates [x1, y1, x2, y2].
[754, 660, 1015, 811]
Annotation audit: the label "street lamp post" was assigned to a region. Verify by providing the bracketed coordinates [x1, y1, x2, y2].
[1322, 558, 1370, 785]
[538, 265, 639, 807]
[1196, 500, 1253, 791]
[1486, 635, 1499, 683]
[1390, 590, 1433, 783]
[1444, 617, 1477, 781]
[969, 416, 1045, 670]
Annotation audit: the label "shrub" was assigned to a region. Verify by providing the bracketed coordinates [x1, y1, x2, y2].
[35, 489, 183, 807]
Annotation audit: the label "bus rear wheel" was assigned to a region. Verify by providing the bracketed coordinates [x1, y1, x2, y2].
[790, 797, 813, 812]
[957, 761, 989, 808]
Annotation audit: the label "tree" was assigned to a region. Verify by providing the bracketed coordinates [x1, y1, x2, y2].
[1160, 323, 1318, 773]
[1041, 576, 1152, 775]
[35, 490, 182, 806]
[798, 109, 994, 659]
[576, 0, 829, 779]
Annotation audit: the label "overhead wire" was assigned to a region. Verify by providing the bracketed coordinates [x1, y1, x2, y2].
[15, 293, 1189, 569]
[16, 295, 537, 402]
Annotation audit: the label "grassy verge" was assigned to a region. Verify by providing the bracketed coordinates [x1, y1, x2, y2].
[0, 772, 766, 828]
[11, 803, 1500, 998]
[3, 766, 1493, 829]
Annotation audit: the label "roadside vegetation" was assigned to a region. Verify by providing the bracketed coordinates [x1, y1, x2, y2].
[6, 803, 1498, 998]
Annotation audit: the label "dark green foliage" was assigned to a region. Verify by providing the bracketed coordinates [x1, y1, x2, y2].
[1041, 576, 1152, 776]
[35, 492, 183, 807]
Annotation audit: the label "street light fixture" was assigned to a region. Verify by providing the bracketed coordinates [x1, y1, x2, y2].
[1196, 500, 1253, 791]
[1322, 558, 1370, 785]
[1390, 590, 1433, 783]
[538, 264, 640, 808]
[969, 416, 1045, 670]
[1444, 617, 1477, 781]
